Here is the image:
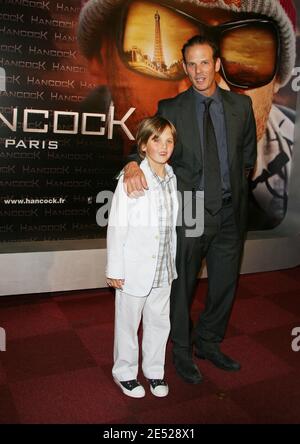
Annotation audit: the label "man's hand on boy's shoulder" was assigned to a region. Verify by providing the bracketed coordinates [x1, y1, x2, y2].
[106, 278, 125, 290]
[123, 161, 148, 197]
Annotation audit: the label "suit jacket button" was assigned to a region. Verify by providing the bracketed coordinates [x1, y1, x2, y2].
[152, 255, 156, 259]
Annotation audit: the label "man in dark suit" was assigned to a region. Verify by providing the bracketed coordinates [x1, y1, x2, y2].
[124, 35, 257, 384]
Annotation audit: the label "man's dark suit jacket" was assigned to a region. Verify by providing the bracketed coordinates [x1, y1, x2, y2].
[157, 86, 257, 237]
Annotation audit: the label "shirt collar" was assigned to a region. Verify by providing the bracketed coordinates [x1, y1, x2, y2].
[143, 158, 174, 186]
[193, 85, 222, 105]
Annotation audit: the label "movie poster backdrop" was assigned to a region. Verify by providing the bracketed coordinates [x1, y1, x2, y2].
[0, 0, 298, 242]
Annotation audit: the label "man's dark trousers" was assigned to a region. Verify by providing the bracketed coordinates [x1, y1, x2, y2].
[170, 199, 243, 361]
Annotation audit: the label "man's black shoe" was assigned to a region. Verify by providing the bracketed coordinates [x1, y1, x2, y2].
[195, 348, 241, 372]
[173, 357, 203, 384]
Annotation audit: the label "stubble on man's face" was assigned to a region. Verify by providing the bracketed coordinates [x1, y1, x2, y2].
[183, 44, 220, 97]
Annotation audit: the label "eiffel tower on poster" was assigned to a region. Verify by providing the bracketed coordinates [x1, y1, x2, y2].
[126, 8, 183, 79]
[153, 10, 166, 68]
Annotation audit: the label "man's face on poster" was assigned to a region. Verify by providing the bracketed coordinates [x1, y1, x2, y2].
[90, 0, 282, 144]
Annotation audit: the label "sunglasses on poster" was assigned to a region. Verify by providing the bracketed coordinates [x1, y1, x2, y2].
[116, 0, 280, 89]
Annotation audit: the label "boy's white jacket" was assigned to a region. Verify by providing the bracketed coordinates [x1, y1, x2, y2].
[106, 159, 178, 297]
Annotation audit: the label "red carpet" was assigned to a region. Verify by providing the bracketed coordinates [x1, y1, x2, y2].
[0, 266, 300, 424]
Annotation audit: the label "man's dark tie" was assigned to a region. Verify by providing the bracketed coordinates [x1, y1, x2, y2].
[203, 98, 222, 215]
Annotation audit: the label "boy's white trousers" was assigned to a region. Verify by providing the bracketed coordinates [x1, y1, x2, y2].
[112, 286, 171, 381]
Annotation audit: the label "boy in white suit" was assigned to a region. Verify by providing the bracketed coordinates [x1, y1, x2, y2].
[106, 116, 178, 398]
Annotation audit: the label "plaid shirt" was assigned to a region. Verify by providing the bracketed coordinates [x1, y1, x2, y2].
[150, 163, 177, 288]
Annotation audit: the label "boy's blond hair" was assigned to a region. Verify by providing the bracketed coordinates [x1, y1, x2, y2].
[136, 116, 177, 159]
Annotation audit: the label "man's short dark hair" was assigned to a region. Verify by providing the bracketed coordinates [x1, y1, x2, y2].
[181, 35, 219, 63]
